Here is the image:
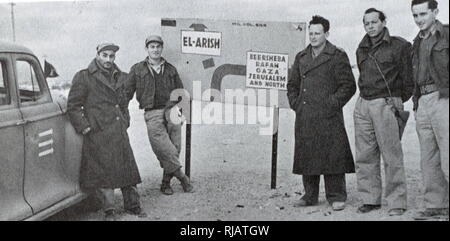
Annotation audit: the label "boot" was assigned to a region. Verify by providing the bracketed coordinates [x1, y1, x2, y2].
[173, 169, 194, 193]
[125, 206, 148, 218]
[160, 171, 174, 195]
[104, 210, 116, 221]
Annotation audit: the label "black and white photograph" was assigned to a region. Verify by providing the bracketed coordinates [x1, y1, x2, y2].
[0, 0, 448, 229]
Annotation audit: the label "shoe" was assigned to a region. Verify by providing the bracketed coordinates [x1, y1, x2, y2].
[414, 208, 449, 220]
[332, 202, 346, 211]
[160, 182, 174, 195]
[104, 210, 116, 221]
[357, 204, 381, 214]
[293, 199, 317, 208]
[180, 176, 194, 193]
[125, 207, 148, 218]
[161, 172, 174, 195]
[388, 208, 406, 216]
[173, 169, 194, 193]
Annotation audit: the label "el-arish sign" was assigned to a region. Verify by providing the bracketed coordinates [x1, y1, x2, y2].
[181, 30, 222, 56]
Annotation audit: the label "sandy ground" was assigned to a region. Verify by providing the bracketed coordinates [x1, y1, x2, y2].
[48, 92, 446, 221]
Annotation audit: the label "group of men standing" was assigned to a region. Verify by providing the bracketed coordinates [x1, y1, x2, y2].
[66, 0, 447, 221]
[67, 36, 192, 221]
[287, 0, 448, 220]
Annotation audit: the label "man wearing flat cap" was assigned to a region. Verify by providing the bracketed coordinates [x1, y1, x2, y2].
[67, 43, 146, 220]
[126, 35, 193, 196]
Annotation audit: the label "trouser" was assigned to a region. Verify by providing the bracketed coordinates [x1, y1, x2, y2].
[415, 92, 449, 209]
[354, 97, 407, 209]
[301, 174, 347, 204]
[144, 109, 182, 174]
[96, 185, 140, 212]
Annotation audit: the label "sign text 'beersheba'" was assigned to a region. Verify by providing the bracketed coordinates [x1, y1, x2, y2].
[181, 31, 221, 56]
[246, 52, 288, 90]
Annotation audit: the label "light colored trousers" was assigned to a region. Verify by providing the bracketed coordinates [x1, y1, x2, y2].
[144, 109, 182, 174]
[415, 92, 449, 209]
[354, 97, 407, 209]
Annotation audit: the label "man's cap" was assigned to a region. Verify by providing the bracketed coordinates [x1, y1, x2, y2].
[145, 35, 164, 47]
[96, 43, 120, 53]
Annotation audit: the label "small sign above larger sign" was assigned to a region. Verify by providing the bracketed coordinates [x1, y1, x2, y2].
[181, 30, 222, 56]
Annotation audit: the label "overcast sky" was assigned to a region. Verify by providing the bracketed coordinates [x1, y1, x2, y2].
[0, 0, 449, 82]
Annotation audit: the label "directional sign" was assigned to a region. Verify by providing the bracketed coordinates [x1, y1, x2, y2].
[246, 52, 289, 90]
[163, 18, 306, 108]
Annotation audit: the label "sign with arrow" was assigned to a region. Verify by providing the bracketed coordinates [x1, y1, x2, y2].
[163, 18, 306, 107]
[189, 23, 208, 31]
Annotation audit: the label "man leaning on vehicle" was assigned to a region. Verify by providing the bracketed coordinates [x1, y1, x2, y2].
[67, 43, 146, 221]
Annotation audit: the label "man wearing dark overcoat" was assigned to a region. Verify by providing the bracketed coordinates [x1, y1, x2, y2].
[287, 16, 356, 211]
[67, 43, 145, 221]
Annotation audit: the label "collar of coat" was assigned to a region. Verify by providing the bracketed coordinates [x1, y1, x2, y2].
[298, 41, 338, 58]
[297, 41, 341, 74]
[135, 57, 168, 78]
[87, 59, 124, 91]
[147, 57, 166, 76]
[413, 20, 446, 43]
[358, 27, 391, 49]
[88, 59, 122, 75]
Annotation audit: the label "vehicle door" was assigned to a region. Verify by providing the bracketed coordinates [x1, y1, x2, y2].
[0, 53, 33, 220]
[13, 53, 74, 214]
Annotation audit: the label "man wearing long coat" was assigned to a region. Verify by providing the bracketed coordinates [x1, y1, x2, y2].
[67, 43, 144, 220]
[287, 16, 356, 211]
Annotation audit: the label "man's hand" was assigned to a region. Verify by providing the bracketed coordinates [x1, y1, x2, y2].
[165, 105, 186, 125]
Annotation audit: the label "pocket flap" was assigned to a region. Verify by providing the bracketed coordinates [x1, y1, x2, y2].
[433, 42, 449, 51]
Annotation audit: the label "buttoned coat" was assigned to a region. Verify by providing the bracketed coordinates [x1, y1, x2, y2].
[67, 60, 141, 189]
[287, 42, 356, 175]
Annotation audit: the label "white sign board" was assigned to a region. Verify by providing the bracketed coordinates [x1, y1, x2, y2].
[246, 52, 288, 90]
[163, 18, 306, 108]
[181, 30, 222, 56]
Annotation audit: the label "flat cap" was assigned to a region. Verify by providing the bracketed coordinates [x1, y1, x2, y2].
[145, 35, 164, 46]
[96, 43, 119, 53]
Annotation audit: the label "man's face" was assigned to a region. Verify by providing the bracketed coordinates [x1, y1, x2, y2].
[309, 24, 328, 47]
[363, 12, 386, 38]
[146, 42, 163, 60]
[412, 2, 438, 32]
[96, 50, 115, 69]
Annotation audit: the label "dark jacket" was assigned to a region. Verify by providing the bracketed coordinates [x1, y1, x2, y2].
[67, 60, 141, 189]
[287, 41, 356, 175]
[356, 28, 414, 102]
[125, 57, 184, 110]
[412, 21, 449, 110]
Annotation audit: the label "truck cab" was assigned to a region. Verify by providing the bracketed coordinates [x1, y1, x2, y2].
[0, 40, 84, 221]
